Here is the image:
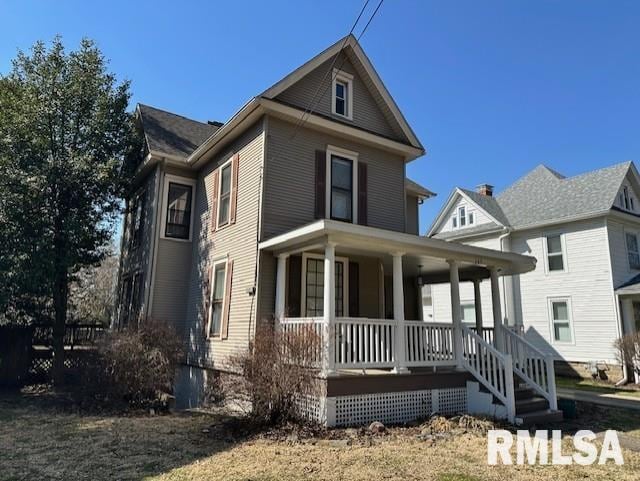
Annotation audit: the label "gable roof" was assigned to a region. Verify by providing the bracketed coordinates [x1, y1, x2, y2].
[137, 104, 220, 159]
[428, 161, 636, 237]
[496, 162, 633, 228]
[260, 34, 423, 152]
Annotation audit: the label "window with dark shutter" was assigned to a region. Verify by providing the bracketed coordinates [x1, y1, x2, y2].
[229, 154, 239, 224]
[349, 261, 359, 317]
[287, 255, 302, 317]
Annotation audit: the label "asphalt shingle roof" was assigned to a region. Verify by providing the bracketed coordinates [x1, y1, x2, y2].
[458, 188, 510, 226]
[406, 178, 436, 198]
[138, 104, 220, 159]
[495, 162, 632, 228]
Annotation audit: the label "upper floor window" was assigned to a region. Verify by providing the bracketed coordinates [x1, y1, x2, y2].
[452, 206, 474, 230]
[626, 232, 640, 269]
[331, 155, 353, 222]
[545, 234, 565, 272]
[163, 176, 195, 241]
[331, 69, 353, 120]
[218, 162, 232, 227]
[622, 186, 635, 211]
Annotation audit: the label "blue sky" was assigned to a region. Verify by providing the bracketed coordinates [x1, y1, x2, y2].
[2, 0, 639, 232]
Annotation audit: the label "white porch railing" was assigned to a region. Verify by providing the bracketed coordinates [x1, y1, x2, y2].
[461, 325, 516, 422]
[333, 317, 396, 369]
[501, 325, 558, 410]
[405, 321, 455, 366]
[279, 317, 324, 368]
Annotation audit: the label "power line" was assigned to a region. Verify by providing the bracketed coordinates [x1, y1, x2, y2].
[289, 0, 382, 140]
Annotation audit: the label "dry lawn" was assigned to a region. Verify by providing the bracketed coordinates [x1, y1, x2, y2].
[2, 391, 640, 481]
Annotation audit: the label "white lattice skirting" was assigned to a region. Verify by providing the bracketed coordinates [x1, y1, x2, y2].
[297, 387, 468, 427]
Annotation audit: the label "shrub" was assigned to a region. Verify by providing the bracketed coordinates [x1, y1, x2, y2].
[615, 332, 640, 381]
[79, 319, 183, 408]
[223, 319, 322, 425]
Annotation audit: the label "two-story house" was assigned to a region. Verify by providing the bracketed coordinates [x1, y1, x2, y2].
[427, 162, 640, 383]
[117, 35, 559, 426]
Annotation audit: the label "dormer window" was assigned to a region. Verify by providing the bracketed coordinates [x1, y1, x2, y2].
[331, 69, 353, 120]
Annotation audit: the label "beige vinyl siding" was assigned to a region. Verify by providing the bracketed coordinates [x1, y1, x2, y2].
[406, 194, 419, 235]
[262, 116, 405, 239]
[510, 218, 619, 363]
[275, 53, 407, 143]
[183, 120, 265, 369]
[149, 166, 197, 325]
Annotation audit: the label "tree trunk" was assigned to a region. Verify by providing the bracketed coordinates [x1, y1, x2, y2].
[52, 266, 68, 385]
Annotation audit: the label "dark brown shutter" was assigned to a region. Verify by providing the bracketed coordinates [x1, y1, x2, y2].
[287, 255, 302, 317]
[229, 153, 239, 225]
[315, 150, 326, 219]
[221, 259, 233, 339]
[357, 162, 368, 226]
[203, 266, 212, 336]
[349, 261, 359, 317]
[210, 170, 219, 232]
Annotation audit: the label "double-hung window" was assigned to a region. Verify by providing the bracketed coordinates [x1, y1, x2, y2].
[209, 262, 227, 337]
[549, 298, 573, 343]
[546, 234, 565, 272]
[626, 232, 640, 269]
[330, 155, 353, 222]
[331, 69, 353, 120]
[460, 303, 476, 323]
[165, 182, 193, 240]
[218, 162, 232, 227]
[458, 206, 467, 227]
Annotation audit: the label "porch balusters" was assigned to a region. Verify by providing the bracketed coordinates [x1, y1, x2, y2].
[473, 279, 483, 334]
[392, 252, 409, 373]
[448, 260, 464, 370]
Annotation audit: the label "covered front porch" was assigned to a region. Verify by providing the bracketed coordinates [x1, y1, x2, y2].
[259, 220, 537, 377]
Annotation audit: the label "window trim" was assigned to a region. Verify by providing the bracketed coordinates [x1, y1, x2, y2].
[331, 69, 354, 120]
[207, 255, 229, 339]
[547, 296, 575, 345]
[543, 232, 567, 274]
[325, 145, 358, 224]
[216, 157, 234, 229]
[300, 252, 349, 318]
[160, 174, 197, 242]
[625, 230, 640, 270]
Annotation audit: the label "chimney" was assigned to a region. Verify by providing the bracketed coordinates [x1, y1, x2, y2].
[477, 184, 494, 197]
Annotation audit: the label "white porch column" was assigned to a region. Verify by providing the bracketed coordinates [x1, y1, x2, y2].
[448, 260, 464, 370]
[392, 252, 409, 373]
[490, 266, 504, 351]
[473, 279, 483, 334]
[322, 242, 336, 377]
[275, 253, 289, 321]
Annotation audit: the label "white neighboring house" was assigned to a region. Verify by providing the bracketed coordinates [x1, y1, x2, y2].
[426, 162, 640, 380]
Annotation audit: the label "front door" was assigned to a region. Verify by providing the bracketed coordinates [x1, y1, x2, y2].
[633, 301, 640, 332]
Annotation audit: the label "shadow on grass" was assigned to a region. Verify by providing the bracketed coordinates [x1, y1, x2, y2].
[0, 388, 266, 481]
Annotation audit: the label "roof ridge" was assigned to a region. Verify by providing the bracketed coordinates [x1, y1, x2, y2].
[560, 160, 632, 182]
[137, 103, 214, 126]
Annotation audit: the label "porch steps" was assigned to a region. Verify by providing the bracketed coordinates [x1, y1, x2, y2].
[514, 382, 563, 426]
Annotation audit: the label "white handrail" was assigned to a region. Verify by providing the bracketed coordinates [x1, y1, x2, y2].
[461, 325, 516, 422]
[404, 321, 456, 366]
[500, 325, 558, 410]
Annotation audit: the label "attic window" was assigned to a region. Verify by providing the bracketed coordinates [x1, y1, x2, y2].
[458, 207, 467, 227]
[331, 69, 353, 120]
[623, 186, 634, 211]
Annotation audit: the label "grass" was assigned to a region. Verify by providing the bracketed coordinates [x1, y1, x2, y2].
[556, 376, 640, 399]
[2, 391, 640, 481]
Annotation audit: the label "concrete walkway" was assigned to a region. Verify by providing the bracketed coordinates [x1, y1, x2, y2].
[558, 388, 640, 410]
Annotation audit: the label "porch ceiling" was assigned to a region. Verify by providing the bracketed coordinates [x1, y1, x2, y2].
[259, 219, 536, 277]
